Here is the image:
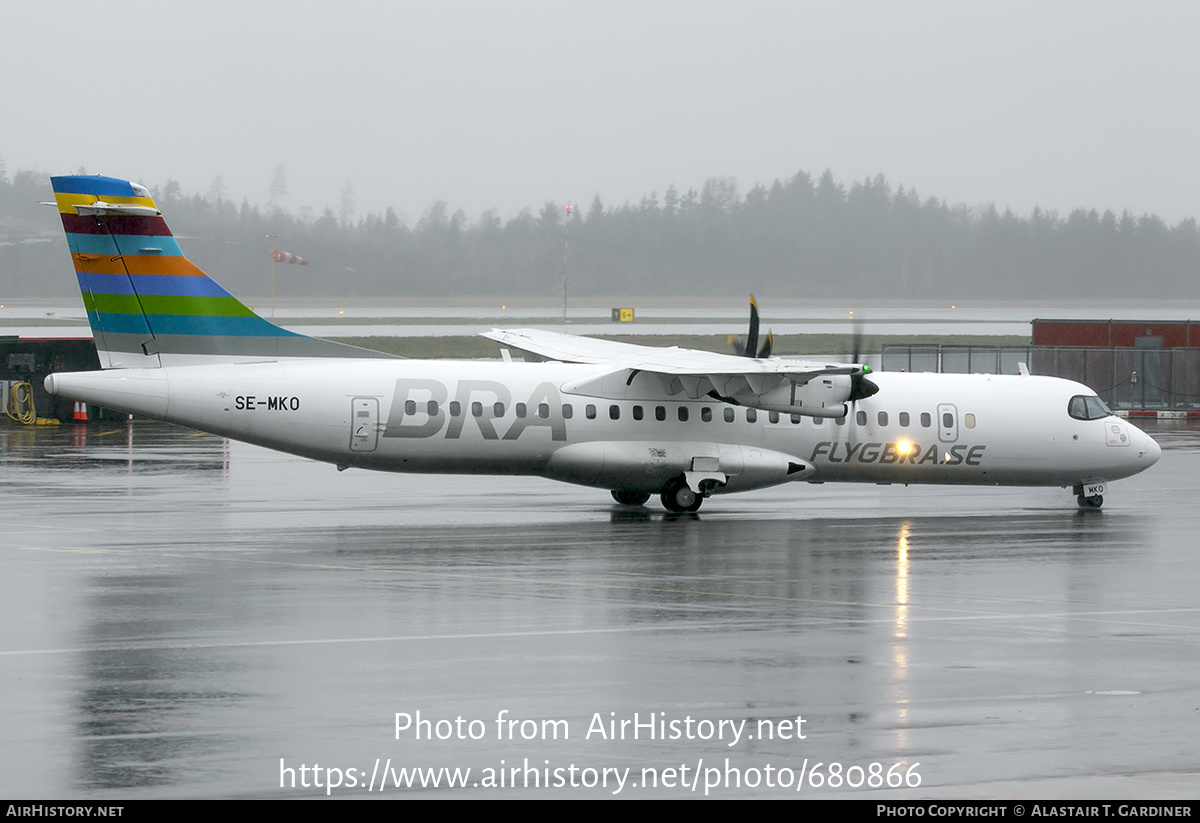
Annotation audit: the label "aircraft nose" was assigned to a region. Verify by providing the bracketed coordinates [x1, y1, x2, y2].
[1142, 429, 1162, 467]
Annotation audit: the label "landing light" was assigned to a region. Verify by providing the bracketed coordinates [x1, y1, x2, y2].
[896, 440, 915, 457]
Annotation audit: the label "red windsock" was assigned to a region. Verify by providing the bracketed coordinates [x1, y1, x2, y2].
[272, 250, 308, 265]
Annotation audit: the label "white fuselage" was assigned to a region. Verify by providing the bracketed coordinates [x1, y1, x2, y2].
[46, 358, 1161, 496]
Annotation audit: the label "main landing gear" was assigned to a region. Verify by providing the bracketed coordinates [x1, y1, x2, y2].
[611, 490, 651, 506]
[1077, 493, 1103, 509]
[659, 477, 703, 513]
[610, 475, 711, 513]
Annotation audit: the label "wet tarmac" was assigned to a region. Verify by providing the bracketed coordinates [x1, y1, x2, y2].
[1, 419, 1197, 798]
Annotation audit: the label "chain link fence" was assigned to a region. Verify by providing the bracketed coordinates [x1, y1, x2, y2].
[881, 345, 1200, 410]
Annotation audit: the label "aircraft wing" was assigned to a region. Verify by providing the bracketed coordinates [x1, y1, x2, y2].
[482, 328, 871, 409]
[483, 328, 654, 365]
[483, 328, 858, 377]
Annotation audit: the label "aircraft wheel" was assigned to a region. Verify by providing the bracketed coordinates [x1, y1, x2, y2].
[660, 477, 702, 513]
[611, 490, 651, 506]
[1077, 494, 1104, 509]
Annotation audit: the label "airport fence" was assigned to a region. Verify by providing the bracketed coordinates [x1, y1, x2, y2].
[881, 344, 1200, 411]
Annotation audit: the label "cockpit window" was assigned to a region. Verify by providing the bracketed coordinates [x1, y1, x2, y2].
[1068, 394, 1112, 421]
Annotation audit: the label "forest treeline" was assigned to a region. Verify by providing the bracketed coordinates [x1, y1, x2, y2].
[2, 163, 1197, 301]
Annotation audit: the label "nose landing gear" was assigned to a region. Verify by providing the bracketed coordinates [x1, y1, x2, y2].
[1074, 483, 1105, 509]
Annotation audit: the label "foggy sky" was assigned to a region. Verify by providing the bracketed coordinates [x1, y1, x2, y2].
[5, 1, 1199, 225]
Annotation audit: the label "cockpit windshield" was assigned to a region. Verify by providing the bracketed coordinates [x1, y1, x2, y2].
[1068, 394, 1113, 421]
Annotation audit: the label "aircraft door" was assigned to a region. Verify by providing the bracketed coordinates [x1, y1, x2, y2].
[937, 403, 958, 443]
[350, 397, 380, 452]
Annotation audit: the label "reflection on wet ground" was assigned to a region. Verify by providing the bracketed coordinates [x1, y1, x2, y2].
[1, 419, 1197, 798]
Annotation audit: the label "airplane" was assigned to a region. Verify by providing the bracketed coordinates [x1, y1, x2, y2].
[44, 174, 1160, 512]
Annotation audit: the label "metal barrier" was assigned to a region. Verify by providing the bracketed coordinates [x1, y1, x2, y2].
[881, 344, 1200, 410]
[881, 345, 1034, 376]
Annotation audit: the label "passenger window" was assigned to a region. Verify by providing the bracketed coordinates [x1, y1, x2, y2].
[538, 403, 550, 419]
[633, 405, 644, 421]
[449, 401, 461, 417]
[878, 411, 888, 426]
[724, 408, 735, 423]
[701, 407, 712, 422]
[835, 415, 847, 426]
[678, 407, 689, 422]
[562, 404, 573, 419]
[609, 405, 620, 420]
[899, 412, 910, 427]
[516, 403, 527, 418]
[768, 411, 779, 424]
[586, 404, 596, 419]
[405, 400, 416, 415]
[427, 400, 439, 416]
[746, 408, 758, 423]
[856, 410, 867, 426]
[493, 402, 505, 417]
[792, 414, 802, 424]
[920, 412, 931, 427]
[471, 402, 483, 418]
[655, 406, 666, 421]
[964, 413, 975, 429]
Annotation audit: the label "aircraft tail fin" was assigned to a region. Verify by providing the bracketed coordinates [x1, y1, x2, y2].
[51, 175, 393, 368]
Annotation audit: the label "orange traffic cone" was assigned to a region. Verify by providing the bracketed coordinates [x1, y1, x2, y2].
[73, 401, 87, 422]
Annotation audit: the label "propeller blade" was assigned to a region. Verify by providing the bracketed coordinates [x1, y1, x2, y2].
[846, 317, 877, 400]
[745, 294, 760, 359]
[757, 329, 773, 359]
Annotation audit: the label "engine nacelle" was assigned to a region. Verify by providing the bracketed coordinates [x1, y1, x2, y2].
[728, 373, 853, 419]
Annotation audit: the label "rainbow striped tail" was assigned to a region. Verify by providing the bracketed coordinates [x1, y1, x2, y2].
[52, 175, 391, 368]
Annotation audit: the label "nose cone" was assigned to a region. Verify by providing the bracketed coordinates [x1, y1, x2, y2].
[1139, 427, 1162, 469]
[1121, 421, 1161, 476]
